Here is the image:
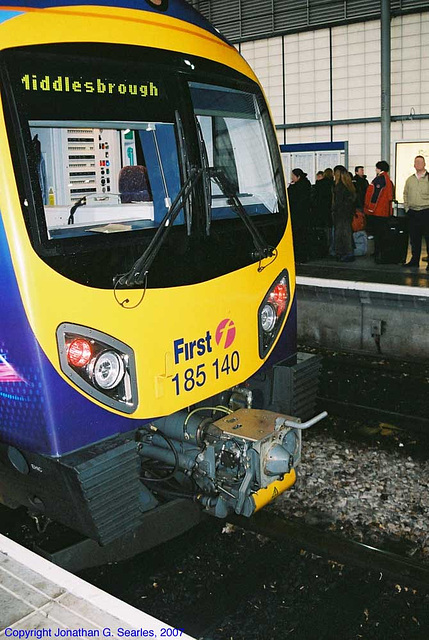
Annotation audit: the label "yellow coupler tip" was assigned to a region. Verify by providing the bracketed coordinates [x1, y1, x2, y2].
[251, 468, 297, 512]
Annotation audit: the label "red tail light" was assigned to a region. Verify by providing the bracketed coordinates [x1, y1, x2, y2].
[66, 338, 92, 368]
[258, 271, 290, 358]
[58, 323, 137, 414]
[270, 281, 287, 316]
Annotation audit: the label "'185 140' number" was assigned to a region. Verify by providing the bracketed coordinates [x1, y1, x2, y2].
[171, 351, 240, 396]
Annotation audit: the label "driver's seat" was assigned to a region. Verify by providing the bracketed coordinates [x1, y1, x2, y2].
[118, 165, 151, 203]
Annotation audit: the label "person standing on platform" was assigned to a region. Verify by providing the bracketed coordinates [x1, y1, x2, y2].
[310, 168, 334, 257]
[403, 155, 429, 269]
[352, 166, 369, 211]
[364, 161, 394, 262]
[332, 165, 356, 262]
[288, 168, 312, 263]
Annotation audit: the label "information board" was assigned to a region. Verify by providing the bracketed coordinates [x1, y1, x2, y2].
[395, 141, 429, 204]
[280, 142, 348, 185]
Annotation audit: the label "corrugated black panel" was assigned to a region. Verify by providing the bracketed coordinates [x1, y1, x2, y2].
[401, 0, 429, 8]
[72, 440, 143, 545]
[195, 0, 211, 20]
[188, 0, 427, 42]
[241, 0, 274, 36]
[208, 0, 241, 39]
[310, 8, 345, 25]
[309, 0, 346, 25]
[242, 14, 275, 38]
[241, 0, 271, 17]
[346, 0, 380, 19]
[209, 0, 239, 22]
[274, 4, 309, 32]
[272, 353, 323, 422]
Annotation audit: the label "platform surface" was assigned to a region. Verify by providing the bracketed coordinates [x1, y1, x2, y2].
[0, 534, 194, 639]
[297, 252, 429, 289]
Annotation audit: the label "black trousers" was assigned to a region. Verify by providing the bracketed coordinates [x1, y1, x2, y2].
[408, 208, 429, 263]
[366, 215, 388, 258]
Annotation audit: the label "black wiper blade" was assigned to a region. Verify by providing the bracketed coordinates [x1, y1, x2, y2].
[195, 117, 212, 236]
[115, 167, 203, 288]
[210, 168, 274, 261]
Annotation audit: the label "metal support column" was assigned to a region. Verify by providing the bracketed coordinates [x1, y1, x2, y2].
[381, 0, 391, 165]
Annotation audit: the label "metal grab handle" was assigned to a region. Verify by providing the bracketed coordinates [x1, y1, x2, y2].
[284, 411, 328, 430]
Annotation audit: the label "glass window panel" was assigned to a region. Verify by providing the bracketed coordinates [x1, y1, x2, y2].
[29, 122, 181, 240]
[189, 82, 279, 219]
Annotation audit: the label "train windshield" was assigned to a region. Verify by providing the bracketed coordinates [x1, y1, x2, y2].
[3, 45, 287, 288]
[190, 82, 279, 219]
[28, 121, 182, 241]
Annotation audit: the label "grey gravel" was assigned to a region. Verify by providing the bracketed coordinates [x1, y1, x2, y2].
[273, 430, 429, 558]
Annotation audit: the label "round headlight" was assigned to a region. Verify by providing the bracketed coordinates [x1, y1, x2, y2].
[93, 351, 125, 390]
[261, 303, 276, 333]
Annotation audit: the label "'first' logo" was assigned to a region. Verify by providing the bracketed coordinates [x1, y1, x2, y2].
[215, 319, 236, 349]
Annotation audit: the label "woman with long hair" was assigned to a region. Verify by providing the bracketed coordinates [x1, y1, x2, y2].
[288, 168, 312, 262]
[332, 165, 356, 262]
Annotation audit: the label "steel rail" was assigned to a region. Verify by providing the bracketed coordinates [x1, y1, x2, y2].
[229, 510, 429, 590]
[317, 397, 429, 435]
[321, 353, 429, 378]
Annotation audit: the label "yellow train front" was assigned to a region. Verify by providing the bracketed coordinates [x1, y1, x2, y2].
[0, 0, 321, 545]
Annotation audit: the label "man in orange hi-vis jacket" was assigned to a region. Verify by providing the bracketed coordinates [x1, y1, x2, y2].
[364, 160, 394, 262]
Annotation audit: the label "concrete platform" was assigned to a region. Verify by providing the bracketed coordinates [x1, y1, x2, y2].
[295, 254, 429, 360]
[296, 252, 429, 288]
[0, 534, 194, 639]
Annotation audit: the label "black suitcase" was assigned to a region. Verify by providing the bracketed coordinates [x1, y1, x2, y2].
[375, 216, 409, 264]
[308, 226, 329, 260]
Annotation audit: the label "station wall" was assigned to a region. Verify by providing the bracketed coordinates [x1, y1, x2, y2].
[238, 11, 429, 183]
[296, 281, 429, 361]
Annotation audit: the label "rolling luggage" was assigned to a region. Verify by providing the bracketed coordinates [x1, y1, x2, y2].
[353, 230, 368, 256]
[308, 226, 329, 259]
[375, 216, 409, 264]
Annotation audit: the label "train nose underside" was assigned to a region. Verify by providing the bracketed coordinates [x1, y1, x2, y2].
[137, 406, 327, 519]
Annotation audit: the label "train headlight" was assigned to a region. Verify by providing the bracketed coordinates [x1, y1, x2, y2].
[260, 304, 276, 333]
[92, 351, 125, 390]
[258, 270, 290, 358]
[57, 323, 138, 414]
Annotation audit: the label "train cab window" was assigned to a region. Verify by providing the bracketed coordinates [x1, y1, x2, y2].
[189, 82, 279, 221]
[28, 121, 181, 240]
[2, 45, 287, 288]
[3, 48, 183, 248]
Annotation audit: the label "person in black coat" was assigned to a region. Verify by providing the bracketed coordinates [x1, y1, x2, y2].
[287, 168, 312, 263]
[309, 168, 334, 258]
[352, 166, 369, 211]
[311, 169, 334, 252]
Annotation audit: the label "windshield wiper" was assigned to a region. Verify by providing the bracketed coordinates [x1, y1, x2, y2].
[210, 168, 274, 261]
[195, 118, 212, 236]
[114, 167, 203, 288]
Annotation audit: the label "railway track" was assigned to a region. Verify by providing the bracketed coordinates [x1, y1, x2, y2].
[320, 352, 429, 377]
[315, 350, 429, 435]
[178, 509, 429, 639]
[317, 396, 429, 434]
[3, 500, 428, 639]
[230, 511, 429, 589]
